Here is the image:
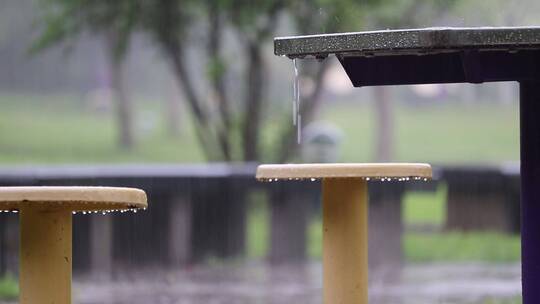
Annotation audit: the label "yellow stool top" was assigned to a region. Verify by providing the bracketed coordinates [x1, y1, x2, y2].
[0, 186, 147, 212]
[256, 163, 432, 181]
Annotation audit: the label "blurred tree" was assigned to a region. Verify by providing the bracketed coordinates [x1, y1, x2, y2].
[218, 0, 460, 162]
[275, 0, 370, 162]
[32, 0, 378, 161]
[202, 0, 380, 161]
[365, 0, 459, 162]
[32, 0, 459, 162]
[32, 0, 138, 149]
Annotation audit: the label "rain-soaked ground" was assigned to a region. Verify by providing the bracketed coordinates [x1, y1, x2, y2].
[62, 262, 521, 304]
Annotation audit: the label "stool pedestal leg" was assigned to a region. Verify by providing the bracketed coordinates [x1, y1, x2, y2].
[323, 178, 368, 304]
[19, 207, 72, 304]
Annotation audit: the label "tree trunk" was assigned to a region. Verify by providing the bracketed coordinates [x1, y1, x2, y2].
[373, 86, 393, 162]
[165, 83, 182, 137]
[208, 4, 232, 160]
[165, 41, 223, 161]
[105, 33, 134, 149]
[242, 42, 265, 161]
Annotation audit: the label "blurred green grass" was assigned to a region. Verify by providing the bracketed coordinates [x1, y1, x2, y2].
[405, 232, 521, 263]
[322, 101, 519, 163]
[0, 94, 519, 163]
[482, 298, 521, 304]
[404, 185, 447, 227]
[0, 94, 204, 163]
[247, 191, 269, 258]
[0, 274, 18, 301]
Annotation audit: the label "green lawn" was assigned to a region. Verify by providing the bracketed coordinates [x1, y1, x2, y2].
[247, 191, 269, 258]
[405, 232, 521, 263]
[404, 185, 447, 227]
[0, 94, 204, 163]
[0, 93, 519, 164]
[482, 299, 521, 304]
[322, 102, 519, 163]
[0, 274, 18, 301]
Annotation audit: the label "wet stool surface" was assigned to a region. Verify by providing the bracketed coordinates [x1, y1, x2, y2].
[257, 163, 432, 180]
[0, 186, 147, 304]
[0, 186, 147, 211]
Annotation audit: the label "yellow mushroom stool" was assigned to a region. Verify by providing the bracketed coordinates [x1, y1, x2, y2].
[0, 186, 147, 304]
[256, 163, 432, 304]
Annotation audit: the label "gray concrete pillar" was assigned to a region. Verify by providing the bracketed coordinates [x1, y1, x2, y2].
[90, 215, 113, 279]
[169, 195, 192, 266]
[269, 181, 319, 263]
[5, 215, 18, 276]
[444, 169, 514, 232]
[368, 183, 405, 281]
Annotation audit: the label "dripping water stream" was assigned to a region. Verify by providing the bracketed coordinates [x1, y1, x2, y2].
[293, 58, 301, 143]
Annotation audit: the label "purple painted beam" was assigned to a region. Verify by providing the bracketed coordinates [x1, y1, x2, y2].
[521, 81, 540, 303]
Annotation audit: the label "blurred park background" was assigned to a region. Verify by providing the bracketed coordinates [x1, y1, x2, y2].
[0, 0, 538, 303]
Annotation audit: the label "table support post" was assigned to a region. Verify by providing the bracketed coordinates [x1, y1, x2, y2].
[323, 178, 368, 304]
[520, 81, 540, 303]
[20, 207, 72, 304]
